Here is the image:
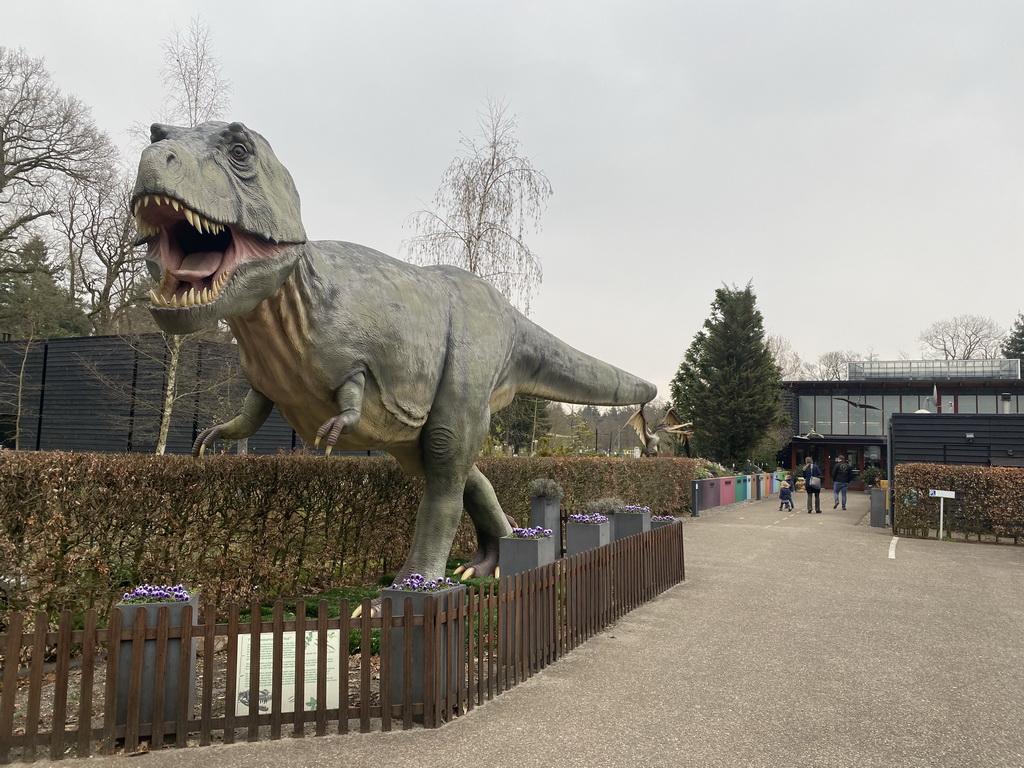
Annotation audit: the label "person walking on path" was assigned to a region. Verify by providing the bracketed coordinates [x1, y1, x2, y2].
[803, 457, 823, 513]
[779, 481, 794, 511]
[832, 454, 854, 510]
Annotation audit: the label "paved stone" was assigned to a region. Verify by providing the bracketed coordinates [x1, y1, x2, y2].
[46, 491, 1024, 767]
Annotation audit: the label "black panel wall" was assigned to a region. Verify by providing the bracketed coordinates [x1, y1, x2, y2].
[0, 334, 299, 455]
[889, 413, 1024, 468]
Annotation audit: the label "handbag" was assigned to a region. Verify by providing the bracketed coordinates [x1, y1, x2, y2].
[807, 475, 821, 490]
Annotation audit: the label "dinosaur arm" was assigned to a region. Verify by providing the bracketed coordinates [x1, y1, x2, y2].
[193, 388, 275, 456]
[314, 371, 366, 455]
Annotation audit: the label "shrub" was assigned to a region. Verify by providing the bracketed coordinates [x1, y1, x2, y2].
[0, 452, 698, 621]
[892, 463, 1024, 542]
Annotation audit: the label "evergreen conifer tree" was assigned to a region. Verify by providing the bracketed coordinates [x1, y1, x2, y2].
[0, 238, 90, 339]
[1001, 312, 1024, 369]
[670, 283, 782, 466]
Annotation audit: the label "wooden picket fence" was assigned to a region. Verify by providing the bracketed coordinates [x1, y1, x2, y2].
[0, 522, 684, 763]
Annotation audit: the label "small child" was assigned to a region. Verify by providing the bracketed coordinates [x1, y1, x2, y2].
[779, 481, 794, 511]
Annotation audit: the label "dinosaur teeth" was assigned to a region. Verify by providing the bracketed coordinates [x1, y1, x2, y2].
[149, 281, 227, 309]
[134, 195, 225, 237]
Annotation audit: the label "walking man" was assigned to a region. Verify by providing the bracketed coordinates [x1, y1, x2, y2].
[832, 454, 854, 510]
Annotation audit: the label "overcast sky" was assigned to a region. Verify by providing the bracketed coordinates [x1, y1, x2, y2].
[7, 1, 1024, 399]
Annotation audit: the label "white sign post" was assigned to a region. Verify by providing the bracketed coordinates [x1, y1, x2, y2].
[928, 489, 957, 540]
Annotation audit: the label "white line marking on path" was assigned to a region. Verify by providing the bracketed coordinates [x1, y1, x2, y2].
[888, 536, 899, 559]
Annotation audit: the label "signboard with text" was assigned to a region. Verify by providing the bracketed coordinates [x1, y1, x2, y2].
[235, 630, 343, 715]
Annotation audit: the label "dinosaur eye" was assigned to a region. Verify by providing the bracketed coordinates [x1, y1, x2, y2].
[230, 144, 248, 160]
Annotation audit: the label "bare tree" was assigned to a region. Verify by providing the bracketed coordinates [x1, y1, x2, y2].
[160, 15, 232, 126]
[807, 350, 862, 381]
[51, 169, 151, 335]
[918, 314, 1006, 360]
[403, 97, 553, 313]
[766, 333, 809, 380]
[0, 322, 38, 449]
[0, 46, 113, 270]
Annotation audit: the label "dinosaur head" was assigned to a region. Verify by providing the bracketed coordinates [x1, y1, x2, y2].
[132, 121, 307, 334]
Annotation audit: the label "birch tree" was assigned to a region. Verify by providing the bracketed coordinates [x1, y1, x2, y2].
[151, 15, 232, 453]
[403, 97, 552, 314]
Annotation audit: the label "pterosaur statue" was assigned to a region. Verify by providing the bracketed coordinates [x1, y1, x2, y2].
[623, 407, 692, 456]
[132, 121, 656, 597]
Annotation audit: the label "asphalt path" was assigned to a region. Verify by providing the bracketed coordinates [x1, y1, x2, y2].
[48, 491, 1024, 767]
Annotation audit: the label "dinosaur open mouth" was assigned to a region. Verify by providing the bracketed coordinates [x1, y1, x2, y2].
[134, 194, 282, 309]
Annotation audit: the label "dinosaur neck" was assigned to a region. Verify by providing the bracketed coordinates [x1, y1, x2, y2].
[227, 267, 316, 393]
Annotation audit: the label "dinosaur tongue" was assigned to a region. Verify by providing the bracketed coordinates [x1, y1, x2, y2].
[170, 251, 223, 281]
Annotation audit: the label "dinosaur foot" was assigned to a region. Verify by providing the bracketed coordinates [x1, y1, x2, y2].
[351, 597, 382, 619]
[453, 551, 499, 581]
[313, 414, 355, 457]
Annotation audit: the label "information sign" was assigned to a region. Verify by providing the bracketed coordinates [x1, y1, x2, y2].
[235, 629, 342, 716]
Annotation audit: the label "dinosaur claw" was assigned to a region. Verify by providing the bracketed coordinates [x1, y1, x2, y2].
[494, 566, 500, 579]
[352, 604, 362, 618]
[199, 443, 207, 457]
[325, 445, 332, 457]
[453, 565, 465, 575]
[313, 437, 321, 449]
[460, 567, 475, 581]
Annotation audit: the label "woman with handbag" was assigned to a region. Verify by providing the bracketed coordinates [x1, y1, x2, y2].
[803, 457, 823, 513]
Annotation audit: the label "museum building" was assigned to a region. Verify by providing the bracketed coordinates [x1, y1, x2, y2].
[782, 359, 1024, 488]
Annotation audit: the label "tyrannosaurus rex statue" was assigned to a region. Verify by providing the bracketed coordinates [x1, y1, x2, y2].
[132, 121, 656, 590]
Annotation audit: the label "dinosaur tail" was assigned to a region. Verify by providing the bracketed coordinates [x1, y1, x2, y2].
[513, 317, 657, 406]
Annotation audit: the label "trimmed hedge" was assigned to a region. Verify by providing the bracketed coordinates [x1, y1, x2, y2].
[893, 463, 1024, 543]
[0, 452, 696, 620]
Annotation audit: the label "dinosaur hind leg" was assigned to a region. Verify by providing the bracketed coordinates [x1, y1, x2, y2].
[391, 411, 490, 584]
[454, 465, 514, 580]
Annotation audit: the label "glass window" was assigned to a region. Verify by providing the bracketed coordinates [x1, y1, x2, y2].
[799, 396, 814, 434]
[904, 395, 933, 413]
[848, 402, 865, 435]
[958, 395, 977, 414]
[815, 396, 831, 433]
[831, 397, 849, 435]
[978, 395, 997, 414]
[865, 396, 883, 435]
[882, 395, 901, 436]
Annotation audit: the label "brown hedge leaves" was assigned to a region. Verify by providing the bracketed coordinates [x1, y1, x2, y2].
[0, 452, 698, 620]
[893, 463, 1024, 542]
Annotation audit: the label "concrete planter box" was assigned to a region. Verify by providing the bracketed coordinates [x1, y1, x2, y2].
[611, 510, 651, 541]
[500, 535, 556, 578]
[115, 593, 199, 728]
[529, 496, 562, 558]
[382, 584, 465, 708]
[565, 520, 610, 556]
[651, 518, 677, 530]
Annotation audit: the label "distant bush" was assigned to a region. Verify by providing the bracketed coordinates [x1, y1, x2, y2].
[893, 463, 1024, 543]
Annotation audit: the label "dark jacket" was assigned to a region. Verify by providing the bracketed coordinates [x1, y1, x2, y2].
[803, 463, 822, 487]
[832, 462, 854, 483]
